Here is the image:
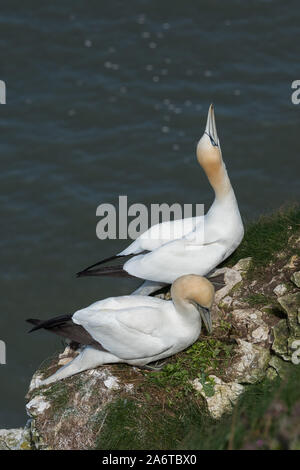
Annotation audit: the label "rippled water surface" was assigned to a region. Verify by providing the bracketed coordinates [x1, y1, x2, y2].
[1, 0, 300, 427]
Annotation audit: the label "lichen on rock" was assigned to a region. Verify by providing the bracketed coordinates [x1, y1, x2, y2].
[212, 267, 242, 304]
[224, 339, 270, 384]
[25, 363, 138, 450]
[0, 425, 31, 450]
[192, 375, 244, 419]
[272, 319, 290, 360]
[268, 356, 296, 380]
[291, 271, 300, 288]
[278, 292, 300, 338]
[273, 284, 288, 296]
[231, 308, 270, 345]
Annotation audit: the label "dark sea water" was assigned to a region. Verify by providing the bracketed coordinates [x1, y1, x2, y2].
[0, 0, 300, 427]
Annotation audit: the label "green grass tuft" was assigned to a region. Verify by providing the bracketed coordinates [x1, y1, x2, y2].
[224, 205, 300, 271]
[242, 293, 275, 307]
[94, 398, 203, 450]
[42, 382, 70, 415]
[146, 338, 234, 398]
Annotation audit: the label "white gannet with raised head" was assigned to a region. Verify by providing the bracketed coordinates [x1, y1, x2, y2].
[27, 274, 215, 386]
[77, 104, 244, 294]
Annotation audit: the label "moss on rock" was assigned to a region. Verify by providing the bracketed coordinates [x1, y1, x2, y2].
[272, 319, 290, 359]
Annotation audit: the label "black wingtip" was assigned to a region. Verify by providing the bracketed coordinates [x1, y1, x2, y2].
[28, 327, 37, 333]
[26, 318, 41, 333]
[76, 270, 96, 278]
[76, 265, 137, 278]
[75, 254, 126, 278]
[76, 269, 96, 277]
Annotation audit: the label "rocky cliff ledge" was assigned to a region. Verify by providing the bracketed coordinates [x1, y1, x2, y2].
[2, 209, 300, 450]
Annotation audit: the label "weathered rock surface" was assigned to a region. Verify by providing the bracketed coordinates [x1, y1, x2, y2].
[0, 426, 31, 450]
[291, 271, 300, 288]
[278, 292, 300, 338]
[273, 284, 288, 296]
[268, 356, 296, 380]
[26, 366, 138, 450]
[212, 267, 242, 304]
[192, 375, 244, 419]
[224, 339, 270, 384]
[231, 308, 270, 345]
[272, 319, 290, 360]
[232, 257, 253, 273]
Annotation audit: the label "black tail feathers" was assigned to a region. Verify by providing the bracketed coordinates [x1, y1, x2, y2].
[26, 315, 105, 351]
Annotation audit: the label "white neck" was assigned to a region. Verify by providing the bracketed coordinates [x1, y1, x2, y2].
[171, 293, 200, 323]
[205, 161, 233, 200]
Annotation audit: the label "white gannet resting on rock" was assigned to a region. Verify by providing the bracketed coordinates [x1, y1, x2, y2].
[27, 275, 214, 386]
[77, 104, 244, 295]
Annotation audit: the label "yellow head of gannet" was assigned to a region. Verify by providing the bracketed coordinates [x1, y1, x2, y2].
[171, 274, 215, 333]
[196, 104, 231, 199]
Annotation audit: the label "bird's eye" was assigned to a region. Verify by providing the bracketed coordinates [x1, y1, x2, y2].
[205, 132, 218, 147]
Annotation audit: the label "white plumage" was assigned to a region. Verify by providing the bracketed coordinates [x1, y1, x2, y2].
[77, 104, 244, 293]
[32, 275, 215, 386]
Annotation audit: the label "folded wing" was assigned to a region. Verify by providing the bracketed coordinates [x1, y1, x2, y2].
[124, 237, 226, 283]
[73, 303, 173, 360]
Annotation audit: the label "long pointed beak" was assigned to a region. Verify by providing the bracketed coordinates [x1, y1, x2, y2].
[205, 104, 219, 147]
[197, 305, 212, 334]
